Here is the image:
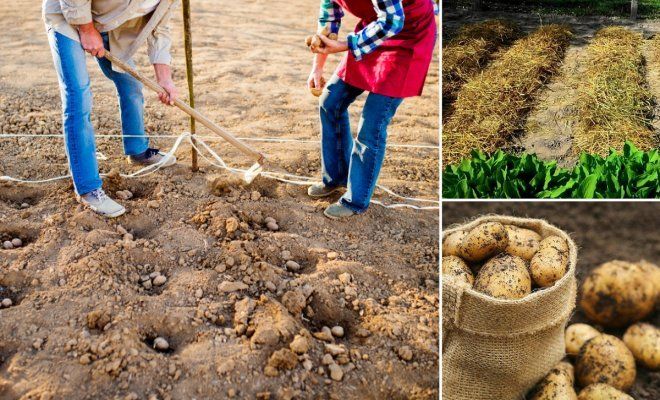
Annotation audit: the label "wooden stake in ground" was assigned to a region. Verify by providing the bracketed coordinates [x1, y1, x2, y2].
[182, 0, 198, 171]
[631, 0, 638, 19]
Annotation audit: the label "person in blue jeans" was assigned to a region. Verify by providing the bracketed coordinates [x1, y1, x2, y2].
[312, 76, 403, 218]
[44, 0, 180, 218]
[307, 0, 436, 219]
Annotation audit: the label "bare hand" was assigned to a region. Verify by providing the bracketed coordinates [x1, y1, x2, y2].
[307, 68, 324, 90]
[153, 64, 178, 106]
[78, 23, 105, 58]
[311, 35, 349, 55]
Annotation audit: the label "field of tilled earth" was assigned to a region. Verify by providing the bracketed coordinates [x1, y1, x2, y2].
[0, 1, 440, 399]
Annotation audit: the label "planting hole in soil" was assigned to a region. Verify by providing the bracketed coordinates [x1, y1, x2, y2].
[143, 335, 175, 354]
[0, 225, 39, 250]
[0, 186, 45, 209]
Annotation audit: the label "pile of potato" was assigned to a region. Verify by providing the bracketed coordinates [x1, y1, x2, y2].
[530, 259, 659, 399]
[442, 222, 570, 299]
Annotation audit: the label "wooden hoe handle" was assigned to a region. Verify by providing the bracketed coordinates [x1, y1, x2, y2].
[104, 52, 265, 164]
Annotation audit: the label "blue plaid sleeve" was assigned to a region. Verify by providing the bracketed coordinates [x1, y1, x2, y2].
[347, 0, 405, 61]
[318, 0, 344, 34]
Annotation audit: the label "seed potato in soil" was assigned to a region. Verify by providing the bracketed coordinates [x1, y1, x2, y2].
[0, 1, 439, 399]
[443, 202, 660, 400]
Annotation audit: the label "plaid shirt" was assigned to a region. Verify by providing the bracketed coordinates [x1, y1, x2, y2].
[318, 0, 405, 61]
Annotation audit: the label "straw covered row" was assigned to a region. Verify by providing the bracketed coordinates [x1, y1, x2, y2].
[442, 19, 520, 104]
[442, 25, 573, 166]
[573, 26, 658, 156]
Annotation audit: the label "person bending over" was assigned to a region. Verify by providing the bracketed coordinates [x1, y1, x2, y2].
[307, 0, 437, 219]
[43, 0, 180, 218]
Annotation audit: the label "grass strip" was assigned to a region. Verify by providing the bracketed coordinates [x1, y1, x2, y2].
[442, 142, 659, 199]
[442, 19, 520, 103]
[573, 26, 657, 156]
[442, 24, 572, 166]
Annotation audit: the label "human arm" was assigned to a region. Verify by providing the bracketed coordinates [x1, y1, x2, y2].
[148, 2, 178, 105]
[308, 0, 344, 90]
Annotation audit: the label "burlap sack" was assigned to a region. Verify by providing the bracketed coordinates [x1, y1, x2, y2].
[442, 215, 577, 400]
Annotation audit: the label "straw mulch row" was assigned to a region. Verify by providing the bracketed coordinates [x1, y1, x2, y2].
[442, 25, 573, 166]
[573, 26, 658, 156]
[442, 19, 520, 104]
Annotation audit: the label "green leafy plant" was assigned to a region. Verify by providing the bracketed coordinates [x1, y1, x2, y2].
[443, 142, 659, 198]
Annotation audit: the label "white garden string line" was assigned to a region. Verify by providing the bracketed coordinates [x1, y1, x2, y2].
[0, 132, 439, 210]
[0, 133, 440, 150]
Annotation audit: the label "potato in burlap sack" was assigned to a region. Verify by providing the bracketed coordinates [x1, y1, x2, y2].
[442, 216, 577, 400]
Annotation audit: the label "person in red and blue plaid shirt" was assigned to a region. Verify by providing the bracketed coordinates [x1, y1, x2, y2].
[306, 0, 437, 219]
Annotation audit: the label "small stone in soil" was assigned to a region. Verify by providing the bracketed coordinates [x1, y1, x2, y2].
[313, 326, 334, 342]
[397, 346, 413, 361]
[285, 260, 301, 272]
[266, 221, 279, 231]
[1, 298, 13, 307]
[2, 241, 13, 250]
[152, 275, 167, 286]
[328, 363, 343, 381]
[11, 238, 22, 247]
[331, 326, 344, 338]
[327, 252, 338, 260]
[153, 337, 169, 351]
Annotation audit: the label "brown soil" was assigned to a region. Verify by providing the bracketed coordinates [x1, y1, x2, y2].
[443, 202, 660, 400]
[0, 1, 440, 399]
[443, 10, 660, 165]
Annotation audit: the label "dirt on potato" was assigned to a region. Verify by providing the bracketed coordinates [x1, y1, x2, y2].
[0, 0, 440, 399]
[443, 202, 660, 400]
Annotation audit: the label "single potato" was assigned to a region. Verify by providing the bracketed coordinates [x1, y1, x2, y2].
[580, 260, 656, 327]
[310, 76, 327, 97]
[576, 334, 636, 392]
[504, 225, 541, 260]
[474, 253, 531, 300]
[530, 361, 577, 400]
[530, 235, 569, 287]
[577, 383, 634, 400]
[442, 230, 467, 257]
[442, 255, 475, 286]
[623, 322, 659, 370]
[565, 323, 600, 356]
[459, 222, 508, 262]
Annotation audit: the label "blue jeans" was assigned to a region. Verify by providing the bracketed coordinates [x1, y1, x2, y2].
[319, 76, 403, 213]
[47, 29, 149, 195]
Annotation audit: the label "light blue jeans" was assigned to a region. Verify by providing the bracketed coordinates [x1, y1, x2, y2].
[319, 75, 403, 213]
[47, 29, 149, 195]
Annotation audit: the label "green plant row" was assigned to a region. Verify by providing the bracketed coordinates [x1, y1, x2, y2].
[443, 142, 659, 199]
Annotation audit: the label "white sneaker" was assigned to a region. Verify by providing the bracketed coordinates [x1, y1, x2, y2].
[128, 148, 177, 168]
[76, 189, 126, 218]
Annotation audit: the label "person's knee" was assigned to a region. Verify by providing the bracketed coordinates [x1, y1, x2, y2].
[117, 79, 144, 103]
[320, 89, 346, 119]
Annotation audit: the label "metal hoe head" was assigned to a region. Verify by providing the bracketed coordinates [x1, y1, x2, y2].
[244, 162, 263, 184]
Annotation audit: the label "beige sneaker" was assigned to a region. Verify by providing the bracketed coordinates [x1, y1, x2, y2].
[307, 184, 342, 198]
[128, 148, 176, 168]
[323, 202, 356, 220]
[76, 189, 126, 218]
